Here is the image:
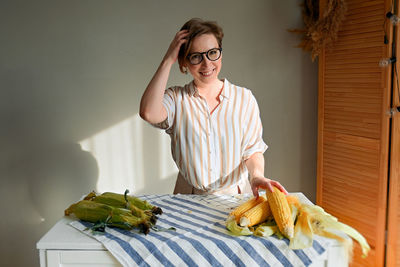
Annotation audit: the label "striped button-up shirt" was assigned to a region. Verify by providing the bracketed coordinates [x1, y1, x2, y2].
[155, 78, 267, 192]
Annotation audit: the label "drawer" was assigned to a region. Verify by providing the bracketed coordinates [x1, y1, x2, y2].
[45, 250, 122, 267]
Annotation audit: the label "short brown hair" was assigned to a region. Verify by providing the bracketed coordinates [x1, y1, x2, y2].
[178, 18, 224, 73]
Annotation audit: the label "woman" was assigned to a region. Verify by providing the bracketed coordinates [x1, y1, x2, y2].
[140, 18, 287, 196]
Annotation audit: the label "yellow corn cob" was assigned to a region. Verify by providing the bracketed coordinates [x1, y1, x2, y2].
[239, 200, 271, 227]
[230, 195, 266, 223]
[266, 186, 294, 239]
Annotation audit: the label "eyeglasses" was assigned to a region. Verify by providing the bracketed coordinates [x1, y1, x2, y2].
[187, 48, 222, 65]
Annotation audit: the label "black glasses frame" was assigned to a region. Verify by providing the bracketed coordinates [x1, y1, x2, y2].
[187, 48, 222, 65]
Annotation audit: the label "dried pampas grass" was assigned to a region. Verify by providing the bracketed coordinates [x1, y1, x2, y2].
[291, 0, 347, 61]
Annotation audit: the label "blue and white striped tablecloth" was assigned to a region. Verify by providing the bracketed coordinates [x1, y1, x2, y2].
[70, 194, 331, 267]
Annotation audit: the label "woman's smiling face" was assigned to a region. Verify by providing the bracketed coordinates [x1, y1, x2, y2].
[185, 33, 222, 85]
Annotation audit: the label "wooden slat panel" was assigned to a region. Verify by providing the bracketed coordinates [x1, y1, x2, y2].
[325, 76, 383, 84]
[325, 84, 382, 91]
[326, 64, 383, 72]
[324, 98, 382, 106]
[325, 91, 382, 100]
[325, 112, 380, 126]
[345, 4, 383, 16]
[341, 12, 385, 31]
[339, 22, 383, 36]
[326, 54, 381, 62]
[346, 0, 381, 7]
[386, 5, 400, 264]
[344, 8, 384, 25]
[317, 0, 391, 266]
[325, 82, 382, 90]
[325, 96, 382, 105]
[327, 115, 379, 129]
[332, 39, 383, 51]
[324, 146, 380, 164]
[338, 29, 383, 41]
[323, 80, 383, 138]
[325, 72, 382, 80]
[386, 113, 400, 267]
[336, 30, 383, 42]
[322, 166, 378, 192]
[345, 15, 383, 28]
[319, 131, 385, 265]
[325, 45, 383, 57]
[325, 53, 383, 65]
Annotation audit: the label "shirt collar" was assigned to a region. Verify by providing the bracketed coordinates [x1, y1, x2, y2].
[220, 78, 229, 99]
[188, 81, 199, 97]
[188, 78, 230, 99]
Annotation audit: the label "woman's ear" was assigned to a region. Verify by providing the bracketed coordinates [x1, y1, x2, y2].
[181, 61, 189, 74]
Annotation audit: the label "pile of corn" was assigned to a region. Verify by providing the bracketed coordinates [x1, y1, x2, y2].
[226, 186, 370, 261]
[65, 190, 163, 234]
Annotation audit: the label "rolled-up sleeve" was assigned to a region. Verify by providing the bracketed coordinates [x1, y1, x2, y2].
[151, 87, 176, 131]
[241, 92, 268, 160]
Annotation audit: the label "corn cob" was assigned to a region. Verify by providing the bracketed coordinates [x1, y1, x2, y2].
[101, 191, 163, 215]
[64, 200, 150, 234]
[266, 186, 294, 239]
[92, 193, 157, 225]
[92, 193, 127, 207]
[239, 200, 271, 227]
[229, 195, 266, 223]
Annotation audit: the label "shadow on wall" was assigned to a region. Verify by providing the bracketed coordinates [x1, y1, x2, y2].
[298, 53, 318, 203]
[0, 138, 98, 267]
[0, 67, 101, 266]
[0, 113, 178, 267]
[0, 54, 178, 267]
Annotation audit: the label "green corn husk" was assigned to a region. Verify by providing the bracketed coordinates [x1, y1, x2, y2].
[253, 224, 278, 237]
[99, 190, 163, 215]
[92, 194, 127, 207]
[83, 191, 97, 200]
[252, 219, 278, 237]
[64, 200, 150, 234]
[225, 216, 253, 236]
[126, 193, 163, 215]
[83, 189, 162, 215]
[225, 194, 370, 262]
[288, 203, 370, 262]
[92, 193, 158, 225]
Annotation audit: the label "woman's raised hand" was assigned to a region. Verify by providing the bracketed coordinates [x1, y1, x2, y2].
[163, 30, 189, 65]
[140, 30, 189, 124]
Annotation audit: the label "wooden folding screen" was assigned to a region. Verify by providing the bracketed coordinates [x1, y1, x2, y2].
[386, 9, 400, 265]
[317, 0, 394, 266]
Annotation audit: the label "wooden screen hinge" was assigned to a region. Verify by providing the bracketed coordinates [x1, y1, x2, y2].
[387, 107, 400, 117]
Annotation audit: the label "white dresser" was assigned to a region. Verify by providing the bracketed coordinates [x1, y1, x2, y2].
[37, 193, 349, 267]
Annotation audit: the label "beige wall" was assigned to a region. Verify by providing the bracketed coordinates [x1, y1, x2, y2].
[0, 1, 318, 266]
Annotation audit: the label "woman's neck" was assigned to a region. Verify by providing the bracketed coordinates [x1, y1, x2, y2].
[194, 79, 224, 98]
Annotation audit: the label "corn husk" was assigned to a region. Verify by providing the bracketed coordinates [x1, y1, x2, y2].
[226, 216, 253, 236]
[65, 200, 150, 233]
[90, 191, 158, 224]
[85, 190, 163, 215]
[226, 195, 370, 261]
